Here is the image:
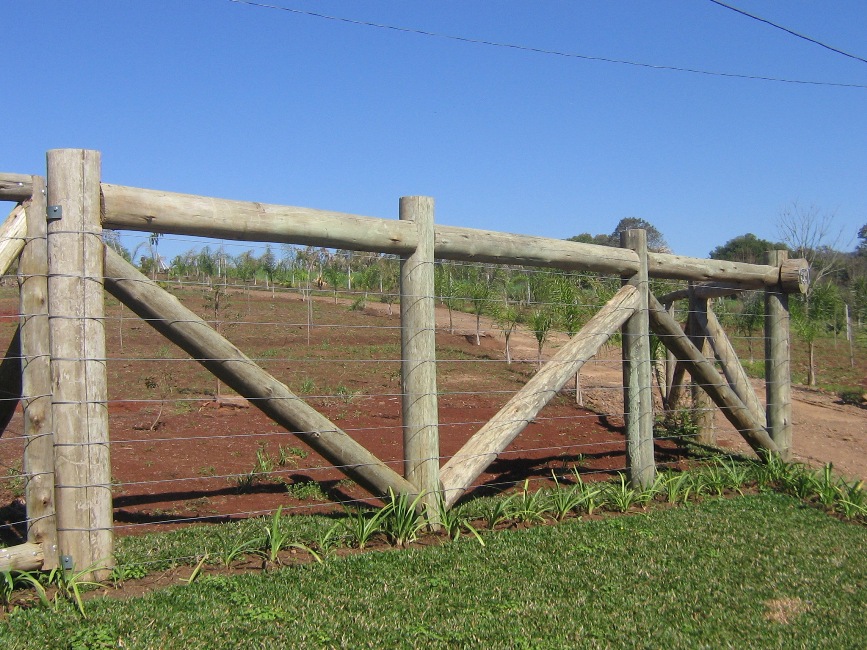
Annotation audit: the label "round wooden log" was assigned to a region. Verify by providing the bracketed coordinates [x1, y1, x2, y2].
[0, 203, 27, 274]
[647, 252, 779, 288]
[0, 543, 44, 572]
[47, 149, 112, 580]
[19, 176, 59, 568]
[620, 229, 655, 488]
[103, 247, 418, 500]
[779, 258, 809, 294]
[434, 225, 640, 275]
[440, 284, 640, 506]
[765, 250, 793, 460]
[101, 181, 798, 290]
[0, 173, 33, 202]
[400, 196, 440, 519]
[704, 306, 767, 428]
[101, 183, 418, 255]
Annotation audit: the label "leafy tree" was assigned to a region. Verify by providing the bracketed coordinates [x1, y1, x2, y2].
[529, 308, 554, 369]
[709, 233, 786, 265]
[494, 301, 522, 365]
[568, 217, 669, 253]
[609, 217, 670, 253]
[459, 276, 492, 346]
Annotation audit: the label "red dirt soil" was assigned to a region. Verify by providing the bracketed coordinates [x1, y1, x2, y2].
[0, 285, 864, 543]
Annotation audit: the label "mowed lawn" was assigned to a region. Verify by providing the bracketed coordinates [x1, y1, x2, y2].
[2, 493, 865, 649]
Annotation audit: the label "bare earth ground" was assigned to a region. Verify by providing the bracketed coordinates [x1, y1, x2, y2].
[0, 286, 864, 544]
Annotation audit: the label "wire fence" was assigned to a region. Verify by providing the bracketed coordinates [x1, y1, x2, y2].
[0, 228, 791, 561]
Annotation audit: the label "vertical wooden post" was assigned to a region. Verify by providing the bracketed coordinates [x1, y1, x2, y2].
[687, 288, 716, 446]
[47, 150, 112, 578]
[620, 230, 655, 488]
[400, 196, 440, 519]
[765, 250, 792, 460]
[19, 176, 59, 569]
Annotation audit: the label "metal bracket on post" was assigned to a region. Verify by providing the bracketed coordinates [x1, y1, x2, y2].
[47, 205, 62, 222]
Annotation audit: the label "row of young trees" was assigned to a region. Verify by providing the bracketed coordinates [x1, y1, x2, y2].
[109, 206, 865, 387]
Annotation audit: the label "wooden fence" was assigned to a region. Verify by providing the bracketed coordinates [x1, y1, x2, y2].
[0, 149, 807, 578]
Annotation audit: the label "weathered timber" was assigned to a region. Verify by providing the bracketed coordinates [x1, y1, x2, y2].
[0, 542, 44, 572]
[400, 197, 440, 519]
[658, 282, 751, 304]
[434, 225, 640, 275]
[647, 293, 778, 456]
[620, 230, 655, 488]
[101, 183, 417, 255]
[648, 252, 781, 290]
[440, 285, 640, 506]
[0, 203, 27, 274]
[765, 250, 793, 460]
[0, 173, 33, 202]
[103, 247, 418, 499]
[687, 290, 715, 445]
[19, 176, 58, 567]
[47, 149, 112, 580]
[704, 306, 766, 428]
[100, 182, 802, 289]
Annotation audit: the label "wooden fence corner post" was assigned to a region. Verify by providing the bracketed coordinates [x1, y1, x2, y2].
[399, 196, 441, 520]
[20, 176, 59, 569]
[47, 149, 113, 580]
[620, 229, 655, 488]
[765, 250, 792, 460]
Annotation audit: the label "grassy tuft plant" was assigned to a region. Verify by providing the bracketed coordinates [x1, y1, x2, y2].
[342, 504, 389, 550]
[483, 494, 515, 530]
[546, 472, 588, 521]
[510, 479, 552, 524]
[257, 506, 322, 566]
[381, 488, 427, 548]
[660, 470, 695, 505]
[45, 562, 107, 618]
[603, 473, 639, 513]
[430, 493, 485, 545]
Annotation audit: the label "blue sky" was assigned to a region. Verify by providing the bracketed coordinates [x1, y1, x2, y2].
[2, 0, 865, 261]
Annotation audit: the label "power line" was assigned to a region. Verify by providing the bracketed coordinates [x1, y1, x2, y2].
[706, 0, 867, 65]
[227, 0, 867, 89]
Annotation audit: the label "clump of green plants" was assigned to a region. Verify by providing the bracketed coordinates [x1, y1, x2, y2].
[430, 493, 484, 545]
[285, 479, 328, 501]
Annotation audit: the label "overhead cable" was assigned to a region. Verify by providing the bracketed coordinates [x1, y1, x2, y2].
[227, 0, 867, 89]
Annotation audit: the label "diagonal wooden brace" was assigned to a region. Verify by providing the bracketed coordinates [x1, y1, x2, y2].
[439, 284, 640, 506]
[103, 247, 417, 500]
[647, 293, 778, 456]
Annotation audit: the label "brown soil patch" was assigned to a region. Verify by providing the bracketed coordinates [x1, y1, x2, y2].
[0, 283, 864, 544]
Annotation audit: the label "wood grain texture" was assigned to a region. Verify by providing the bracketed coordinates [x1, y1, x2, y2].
[47, 150, 112, 579]
[620, 230, 655, 488]
[765, 250, 793, 460]
[0, 542, 44, 572]
[19, 177, 58, 567]
[400, 197, 440, 518]
[0, 172, 33, 202]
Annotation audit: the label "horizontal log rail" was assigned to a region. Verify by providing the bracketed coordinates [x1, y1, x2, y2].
[0, 542, 44, 572]
[0, 173, 33, 202]
[0, 172, 807, 292]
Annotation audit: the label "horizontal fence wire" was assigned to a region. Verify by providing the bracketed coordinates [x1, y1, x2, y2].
[0, 232, 808, 573]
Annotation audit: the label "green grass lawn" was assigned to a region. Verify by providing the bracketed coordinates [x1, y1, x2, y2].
[2, 493, 865, 649]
